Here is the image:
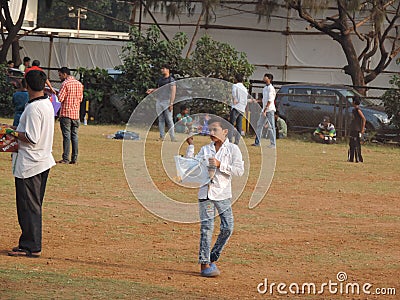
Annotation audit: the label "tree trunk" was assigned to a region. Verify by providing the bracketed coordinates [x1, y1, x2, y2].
[339, 34, 366, 95]
[12, 40, 22, 66]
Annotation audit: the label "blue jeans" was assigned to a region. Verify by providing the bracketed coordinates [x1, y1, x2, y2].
[229, 108, 243, 145]
[254, 111, 276, 146]
[60, 117, 80, 162]
[156, 101, 175, 140]
[198, 198, 234, 264]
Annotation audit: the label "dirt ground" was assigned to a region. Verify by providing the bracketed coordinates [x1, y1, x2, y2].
[0, 120, 399, 299]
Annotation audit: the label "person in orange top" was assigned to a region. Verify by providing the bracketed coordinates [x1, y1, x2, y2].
[25, 60, 56, 94]
[57, 67, 84, 164]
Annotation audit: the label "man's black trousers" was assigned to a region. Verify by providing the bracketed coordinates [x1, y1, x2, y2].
[15, 169, 50, 253]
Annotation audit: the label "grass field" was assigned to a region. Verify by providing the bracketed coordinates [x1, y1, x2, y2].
[0, 118, 399, 299]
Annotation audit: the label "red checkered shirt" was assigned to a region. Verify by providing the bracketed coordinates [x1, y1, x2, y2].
[58, 76, 84, 120]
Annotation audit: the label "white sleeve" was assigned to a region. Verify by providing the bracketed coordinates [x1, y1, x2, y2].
[185, 145, 195, 158]
[24, 106, 42, 144]
[219, 145, 244, 177]
[268, 86, 276, 103]
[232, 85, 238, 103]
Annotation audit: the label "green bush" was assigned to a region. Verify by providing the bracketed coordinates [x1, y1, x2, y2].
[0, 64, 16, 118]
[78, 26, 255, 124]
[382, 59, 400, 128]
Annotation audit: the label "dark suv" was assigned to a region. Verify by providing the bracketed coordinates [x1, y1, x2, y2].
[275, 84, 390, 134]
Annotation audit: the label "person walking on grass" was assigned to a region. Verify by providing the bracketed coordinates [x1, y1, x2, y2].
[5, 70, 56, 258]
[185, 118, 244, 277]
[146, 64, 177, 141]
[57, 67, 84, 164]
[252, 73, 276, 148]
[229, 74, 249, 145]
[348, 97, 366, 163]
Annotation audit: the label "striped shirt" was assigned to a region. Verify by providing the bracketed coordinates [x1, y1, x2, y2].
[58, 76, 83, 120]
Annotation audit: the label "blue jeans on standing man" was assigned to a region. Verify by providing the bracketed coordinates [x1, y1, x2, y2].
[229, 108, 243, 145]
[156, 101, 175, 141]
[60, 117, 80, 162]
[254, 110, 276, 146]
[198, 198, 234, 264]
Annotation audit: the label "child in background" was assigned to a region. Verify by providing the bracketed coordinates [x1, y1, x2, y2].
[175, 105, 193, 133]
[12, 79, 29, 127]
[186, 118, 244, 277]
[200, 113, 211, 135]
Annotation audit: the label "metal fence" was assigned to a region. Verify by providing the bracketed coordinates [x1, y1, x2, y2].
[248, 81, 393, 139]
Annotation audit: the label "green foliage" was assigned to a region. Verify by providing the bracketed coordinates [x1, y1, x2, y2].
[117, 26, 254, 118]
[116, 25, 189, 111]
[77, 67, 123, 123]
[382, 61, 400, 128]
[191, 34, 255, 82]
[0, 64, 16, 117]
[80, 26, 255, 123]
[38, 0, 131, 32]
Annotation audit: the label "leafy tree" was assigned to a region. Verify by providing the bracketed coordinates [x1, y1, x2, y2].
[76, 25, 253, 123]
[77, 67, 125, 123]
[0, 0, 28, 64]
[382, 58, 400, 128]
[191, 34, 255, 82]
[37, 0, 131, 32]
[0, 64, 16, 117]
[116, 25, 189, 114]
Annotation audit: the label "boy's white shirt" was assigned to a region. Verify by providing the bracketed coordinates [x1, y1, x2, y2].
[232, 82, 249, 113]
[186, 138, 244, 200]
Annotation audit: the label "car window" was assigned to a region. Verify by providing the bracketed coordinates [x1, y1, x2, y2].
[288, 88, 313, 103]
[313, 89, 338, 105]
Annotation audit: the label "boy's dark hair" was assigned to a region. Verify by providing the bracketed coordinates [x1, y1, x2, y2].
[180, 104, 188, 112]
[7, 60, 14, 65]
[208, 117, 230, 130]
[58, 67, 71, 75]
[353, 96, 361, 105]
[25, 70, 47, 91]
[23, 56, 31, 63]
[235, 74, 244, 83]
[32, 60, 40, 67]
[274, 111, 279, 116]
[161, 63, 171, 70]
[264, 73, 274, 81]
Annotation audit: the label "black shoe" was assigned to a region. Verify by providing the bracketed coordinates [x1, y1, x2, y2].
[57, 159, 69, 164]
[69, 161, 77, 164]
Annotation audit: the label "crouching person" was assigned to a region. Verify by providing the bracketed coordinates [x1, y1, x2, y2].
[185, 118, 244, 277]
[312, 116, 336, 144]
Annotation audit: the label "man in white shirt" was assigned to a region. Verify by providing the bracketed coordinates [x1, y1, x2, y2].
[229, 74, 249, 145]
[6, 70, 56, 258]
[252, 73, 276, 148]
[186, 118, 244, 277]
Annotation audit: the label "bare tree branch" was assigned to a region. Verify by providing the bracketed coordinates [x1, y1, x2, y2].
[344, 9, 364, 40]
[361, 34, 379, 71]
[365, 1, 400, 83]
[289, 1, 341, 40]
[358, 34, 371, 63]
